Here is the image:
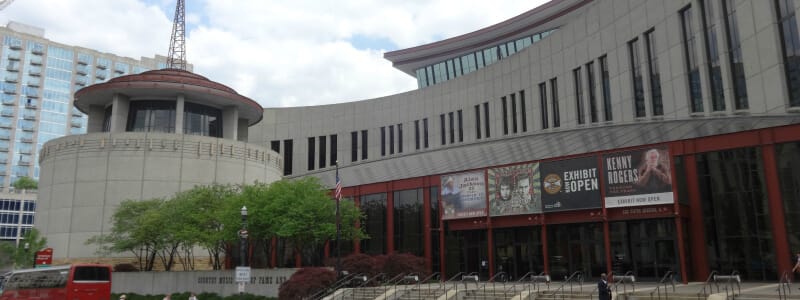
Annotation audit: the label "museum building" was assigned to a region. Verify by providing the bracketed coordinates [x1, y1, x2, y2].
[249, 0, 800, 282]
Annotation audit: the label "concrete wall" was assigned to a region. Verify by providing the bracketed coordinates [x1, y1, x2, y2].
[36, 132, 283, 259]
[251, 0, 800, 188]
[112, 268, 298, 298]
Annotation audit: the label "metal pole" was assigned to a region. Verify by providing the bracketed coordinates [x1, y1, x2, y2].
[335, 162, 342, 278]
[240, 206, 248, 298]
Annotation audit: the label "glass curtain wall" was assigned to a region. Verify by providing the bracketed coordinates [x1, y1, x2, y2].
[126, 101, 176, 133]
[493, 227, 542, 280]
[361, 193, 387, 255]
[778, 143, 800, 257]
[394, 189, 424, 256]
[609, 219, 679, 281]
[183, 102, 222, 137]
[697, 147, 775, 280]
[547, 223, 605, 280]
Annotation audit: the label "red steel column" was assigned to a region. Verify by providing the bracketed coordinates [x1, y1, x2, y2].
[684, 154, 710, 281]
[763, 143, 791, 275]
[669, 145, 689, 283]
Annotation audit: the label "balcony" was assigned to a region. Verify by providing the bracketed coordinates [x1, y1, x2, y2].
[20, 137, 33, 143]
[29, 56, 43, 65]
[76, 56, 89, 65]
[3, 75, 17, 83]
[2, 87, 15, 95]
[8, 40, 22, 50]
[1, 111, 14, 117]
[75, 65, 88, 75]
[0, 159, 7, 164]
[0, 123, 12, 129]
[72, 110, 82, 117]
[6, 64, 19, 72]
[96, 62, 108, 69]
[22, 114, 35, 121]
[18, 161, 31, 166]
[75, 77, 87, 86]
[31, 46, 44, 55]
[24, 103, 37, 109]
[18, 149, 31, 154]
[95, 72, 107, 80]
[0, 147, 9, 152]
[2, 99, 14, 106]
[7, 52, 20, 61]
[28, 67, 41, 76]
[25, 91, 38, 98]
[0, 135, 9, 140]
[71, 121, 82, 128]
[20, 126, 33, 132]
[26, 80, 40, 88]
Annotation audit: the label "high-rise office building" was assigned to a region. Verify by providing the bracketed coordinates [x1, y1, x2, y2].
[0, 21, 177, 246]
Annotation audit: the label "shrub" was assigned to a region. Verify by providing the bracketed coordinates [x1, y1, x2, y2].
[278, 267, 336, 300]
[340, 253, 376, 276]
[382, 253, 426, 278]
[114, 263, 139, 272]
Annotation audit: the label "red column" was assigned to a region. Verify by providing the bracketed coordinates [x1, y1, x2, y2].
[386, 186, 395, 254]
[440, 223, 447, 278]
[684, 154, 710, 281]
[324, 240, 330, 259]
[423, 186, 432, 272]
[763, 143, 791, 275]
[670, 145, 689, 283]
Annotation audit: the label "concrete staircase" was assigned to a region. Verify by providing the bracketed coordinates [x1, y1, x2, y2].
[396, 287, 447, 300]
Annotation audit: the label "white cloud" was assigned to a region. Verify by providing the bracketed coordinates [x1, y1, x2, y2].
[1, 0, 547, 107]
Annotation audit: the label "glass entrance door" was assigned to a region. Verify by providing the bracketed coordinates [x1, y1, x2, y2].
[445, 229, 487, 279]
[610, 218, 679, 281]
[493, 227, 542, 280]
[547, 223, 605, 280]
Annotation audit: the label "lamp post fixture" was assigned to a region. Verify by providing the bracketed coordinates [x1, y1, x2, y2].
[23, 242, 30, 268]
[240, 206, 248, 268]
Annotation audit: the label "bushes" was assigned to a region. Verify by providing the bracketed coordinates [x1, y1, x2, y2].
[340, 253, 376, 276]
[278, 267, 336, 300]
[339, 253, 427, 278]
[382, 253, 426, 278]
[114, 263, 139, 272]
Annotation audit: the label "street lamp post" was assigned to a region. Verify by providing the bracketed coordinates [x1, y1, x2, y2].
[239, 206, 248, 297]
[23, 242, 30, 269]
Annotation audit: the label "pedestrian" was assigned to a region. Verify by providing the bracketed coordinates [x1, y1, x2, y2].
[119, 295, 127, 300]
[188, 292, 198, 300]
[598, 273, 612, 300]
[163, 293, 171, 300]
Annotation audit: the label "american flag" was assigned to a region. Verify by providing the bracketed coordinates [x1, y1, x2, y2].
[335, 174, 342, 201]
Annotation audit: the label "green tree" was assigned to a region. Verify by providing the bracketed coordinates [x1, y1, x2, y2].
[12, 176, 37, 191]
[0, 228, 47, 269]
[86, 198, 166, 271]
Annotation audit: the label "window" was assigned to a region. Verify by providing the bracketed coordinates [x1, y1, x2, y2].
[682, 5, 704, 112]
[511, 94, 518, 133]
[398, 124, 403, 153]
[520, 90, 528, 131]
[126, 101, 176, 133]
[381, 126, 386, 156]
[319, 136, 326, 168]
[645, 29, 664, 116]
[502, 96, 509, 135]
[270, 141, 280, 153]
[701, 0, 726, 111]
[330, 134, 337, 166]
[540, 82, 549, 129]
[483, 102, 490, 137]
[600, 55, 613, 121]
[448, 112, 455, 144]
[415, 120, 420, 150]
[722, 0, 748, 109]
[389, 125, 395, 155]
[457, 110, 463, 142]
[307, 137, 315, 171]
[361, 130, 368, 160]
[183, 102, 222, 137]
[351, 131, 358, 162]
[551, 78, 560, 127]
[423, 118, 429, 148]
[776, 0, 800, 107]
[586, 62, 599, 122]
[440, 114, 446, 145]
[475, 105, 481, 139]
[283, 140, 293, 175]
[102, 105, 112, 132]
[574, 67, 586, 124]
[629, 38, 646, 118]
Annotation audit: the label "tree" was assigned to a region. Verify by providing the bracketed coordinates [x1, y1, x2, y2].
[12, 176, 37, 191]
[0, 228, 47, 269]
[86, 198, 166, 271]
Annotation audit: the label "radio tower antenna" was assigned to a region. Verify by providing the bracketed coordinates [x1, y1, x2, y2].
[166, 0, 186, 70]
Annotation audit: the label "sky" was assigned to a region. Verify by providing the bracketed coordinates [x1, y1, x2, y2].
[0, 0, 548, 107]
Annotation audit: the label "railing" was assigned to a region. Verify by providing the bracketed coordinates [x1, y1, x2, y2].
[649, 270, 676, 300]
[407, 272, 441, 300]
[716, 271, 741, 299]
[305, 272, 360, 300]
[778, 270, 792, 300]
[380, 272, 408, 297]
[512, 271, 551, 297]
[613, 271, 636, 294]
[334, 273, 385, 300]
[543, 271, 584, 300]
[448, 272, 479, 298]
[697, 270, 718, 299]
[477, 271, 508, 299]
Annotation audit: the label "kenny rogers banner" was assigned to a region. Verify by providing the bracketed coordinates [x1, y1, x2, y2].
[488, 163, 542, 216]
[540, 156, 601, 212]
[603, 147, 674, 208]
[441, 171, 487, 219]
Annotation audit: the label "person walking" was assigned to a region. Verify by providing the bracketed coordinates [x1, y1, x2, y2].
[598, 273, 612, 300]
[188, 292, 198, 300]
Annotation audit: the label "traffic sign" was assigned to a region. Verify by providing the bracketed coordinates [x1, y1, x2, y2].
[235, 266, 251, 283]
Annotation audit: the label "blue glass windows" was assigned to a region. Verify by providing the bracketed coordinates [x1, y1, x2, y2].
[183, 102, 222, 137]
[126, 101, 176, 133]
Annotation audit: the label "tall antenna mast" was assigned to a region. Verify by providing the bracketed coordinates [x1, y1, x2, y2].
[166, 0, 186, 70]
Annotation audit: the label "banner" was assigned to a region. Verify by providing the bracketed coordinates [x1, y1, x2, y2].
[488, 163, 541, 216]
[603, 147, 674, 208]
[540, 156, 601, 212]
[441, 171, 486, 219]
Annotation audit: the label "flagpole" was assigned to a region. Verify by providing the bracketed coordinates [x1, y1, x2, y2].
[335, 161, 342, 278]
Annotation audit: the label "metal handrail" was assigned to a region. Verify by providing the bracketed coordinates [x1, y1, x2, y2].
[544, 271, 584, 300]
[698, 270, 718, 297]
[613, 271, 636, 294]
[649, 270, 676, 300]
[338, 273, 385, 300]
[720, 270, 741, 299]
[409, 272, 441, 300]
[778, 270, 792, 300]
[380, 272, 408, 296]
[479, 271, 507, 299]
[305, 272, 359, 300]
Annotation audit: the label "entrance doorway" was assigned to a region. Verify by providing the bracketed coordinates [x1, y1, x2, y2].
[610, 218, 679, 281]
[493, 227, 542, 280]
[445, 229, 488, 279]
[547, 223, 605, 280]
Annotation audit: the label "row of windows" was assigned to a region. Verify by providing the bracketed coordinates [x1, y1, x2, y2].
[306, 134, 338, 171]
[439, 110, 463, 145]
[0, 213, 33, 225]
[0, 199, 34, 211]
[380, 124, 402, 156]
[416, 29, 557, 88]
[501, 91, 528, 135]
